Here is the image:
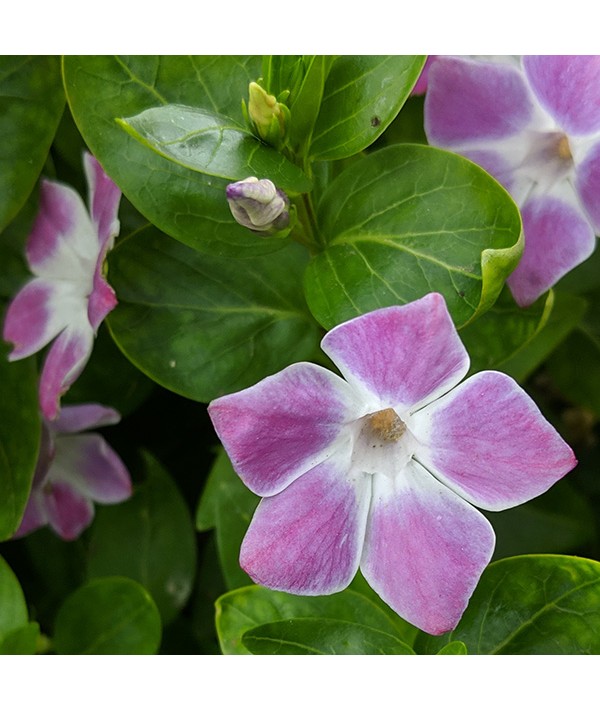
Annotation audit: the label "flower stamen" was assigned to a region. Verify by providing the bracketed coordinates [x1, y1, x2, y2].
[365, 408, 406, 443]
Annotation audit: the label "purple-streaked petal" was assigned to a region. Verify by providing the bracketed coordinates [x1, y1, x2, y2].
[39, 319, 95, 420]
[411, 370, 577, 511]
[460, 148, 516, 192]
[361, 460, 495, 636]
[25, 179, 98, 280]
[506, 195, 596, 307]
[83, 152, 121, 251]
[523, 55, 600, 136]
[425, 56, 534, 146]
[87, 270, 117, 331]
[53, 403, 121, 434]
[240, 452, 371, 595]
[208, 363, 363, 497]
[2, 278, 77, 360]
[411, 56, 436, 95]
[51, 433, 132, 504]
[321, 293, 469, 413]
[43, 480, 94, 541]
[576, 140, 600, 232]
[13, 490, 48, 539]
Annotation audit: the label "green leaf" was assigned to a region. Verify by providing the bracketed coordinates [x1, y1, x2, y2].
[241, 617, 415, 655]
[0, 622, 39, 655]
[107, 225, 321, 402]
[305, 144, 522, 330]
[436, 640, 468, 655]
[0, 555, 28, 640]
[0, 340, 41, 541]
[63, 55, 292, 256]
[87, 451, 196, 625]
[310, 56, 426, 161]
[216, 585, 407, 655]
[196, 448, 258, 589]
[118, 105, 311, 194]
[53, 576, 162, 654]
[0, 56, 64, 230]
[414, 555, 600, 654]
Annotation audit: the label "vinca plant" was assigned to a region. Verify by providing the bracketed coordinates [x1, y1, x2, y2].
[1, 54, 600, 655]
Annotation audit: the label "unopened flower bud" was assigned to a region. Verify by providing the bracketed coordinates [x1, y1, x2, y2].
[226, 177, 290, 235]
[247, 82, 288, 147]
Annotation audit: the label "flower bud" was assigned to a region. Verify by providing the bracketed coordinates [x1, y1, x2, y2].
[226, 177, 290, 235]
[247, 82, 288, 148]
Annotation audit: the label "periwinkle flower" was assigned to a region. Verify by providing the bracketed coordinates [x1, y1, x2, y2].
[209, 293, 576, 635]
[425, 55, 600, 307]
[14, 403, 132, 541]
[226, 176, 290, 234]
[3, 153, 121, 420]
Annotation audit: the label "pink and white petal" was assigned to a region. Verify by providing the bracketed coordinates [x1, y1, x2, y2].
[12, 490, 48, 539]
[460, 148, 516, 193]
[83, 153, 121, 251]
[51, 433, 132, 504]
[87, 270, 117, 331]
[208, 362, 363, 497]
[321, 294, 469, 414]
[360, 460, 495, 636]
[26, 179, 98, 279]
[523, 56, 600, 136]
[53, 403, 121, 434]
[39, 318, 95, 420]
[411, 370, 577, 511]
[425, 56, 534, 147]
[506, 195, 596, 307]
[576, 140, 600, 232]
[3, 278, 82, 360]
[411, 55, 437, 96]
[240, 452, 371, 595]
[43, 480, 94, 541]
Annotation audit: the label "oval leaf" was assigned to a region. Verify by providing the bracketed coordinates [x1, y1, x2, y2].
[242, 617, 414, 655]
[0, 555, 28, 640]
[107, 226, 321, 402]
[53, 577, 162, 654]
[437, 640, 468, 655]
[305, 144, 522, 329]
[0, 622, 39, 655]
[415, 555, 600, 654]
[310, 55, 426, 161]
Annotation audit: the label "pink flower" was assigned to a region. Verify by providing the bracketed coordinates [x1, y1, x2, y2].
[3, 153, 121, 420]
[208, 293, 576, 635]
[14, 403, 132, 541]
[425, 55, 600, 307]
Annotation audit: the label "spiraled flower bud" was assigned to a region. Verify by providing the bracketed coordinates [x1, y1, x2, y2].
[226, 177, 290, 235]
[247, 82, 288, 148]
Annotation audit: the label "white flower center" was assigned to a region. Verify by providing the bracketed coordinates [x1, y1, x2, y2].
[520, 129, 574, 194]
[351, 407, 416, 478]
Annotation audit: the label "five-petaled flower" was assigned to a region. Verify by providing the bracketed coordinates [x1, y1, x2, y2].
[425, 55, 600, 307]
[14, 403, 132, 541]
[209, 293, 576, 635]
[3, 152, 121, 420]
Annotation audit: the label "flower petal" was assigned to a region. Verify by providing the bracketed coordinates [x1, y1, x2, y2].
[208, 363, 363, 497]
[39, 319, 95, 420]
[576, 140, 600, 232]
[360, 460, 495, 635]
[53, 403, 121, 434]
[83, 153, 121, 251]
[240, 452, 371, 595]
[50, 433, 132, 504]
[43, 480, 94, 541]
[13, 490, 48, 539]
[26, 179, 98, 280]
[87, 271, 117, 331]
[506, 195, 596, 307]
[411, 370, 577, 511]
[523, 55, 600, 136]
[321, 293, 469, 413]
[425, 56, 534, 146]
[2, 278, 79, 360]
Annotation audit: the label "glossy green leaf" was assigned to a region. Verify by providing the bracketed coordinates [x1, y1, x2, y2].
[63, 55, 290, 256]
[87, 451, 196, 624]
[107, 225, 321, 402]
[436, 641, 467, 655]
[196, 447, 258, 589]
[0, 622, 39, 655]
[0, 341, 41, 541]
[415, 555, 600, 654]
[118, 105, 311, 193]
[0, 56, 64, 230]
[242, 617, 415, 655]
[310, 56, 426, 161]
[0, 555, 28, 640]
[216, 585, 408, 655]
[54, 576, 161, 654]
[305, 144, 522, 330]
